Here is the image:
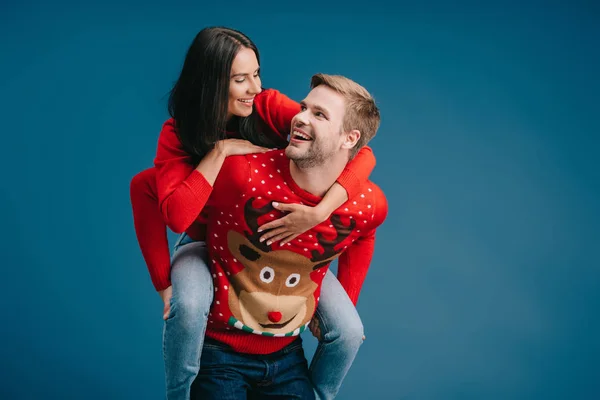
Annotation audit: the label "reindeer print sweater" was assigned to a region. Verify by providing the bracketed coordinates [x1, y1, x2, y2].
[201, 150, 388, 354]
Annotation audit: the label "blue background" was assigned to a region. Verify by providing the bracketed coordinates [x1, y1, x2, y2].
[1, 1, 598, 399]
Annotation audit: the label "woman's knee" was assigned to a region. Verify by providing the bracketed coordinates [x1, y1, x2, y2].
[318, 272, 364, 344]
[170, 243, 214, 319]
[330, 310, 364, 346]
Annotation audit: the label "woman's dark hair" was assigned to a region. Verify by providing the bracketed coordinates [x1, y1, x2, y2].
[168, 26, 284, 164]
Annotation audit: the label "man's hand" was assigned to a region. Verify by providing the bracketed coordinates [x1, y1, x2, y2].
[158, 286, 173, 320]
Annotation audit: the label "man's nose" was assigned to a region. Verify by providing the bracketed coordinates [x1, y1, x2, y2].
[294, 111, 309, 126]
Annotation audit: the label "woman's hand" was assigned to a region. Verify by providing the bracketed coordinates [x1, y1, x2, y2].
[158, 286, 173, 320]
[308, 316, 366, 342]
[308, 316, 322, 340]
[257, 201, 328, 246]
[215, 139, 270, 157]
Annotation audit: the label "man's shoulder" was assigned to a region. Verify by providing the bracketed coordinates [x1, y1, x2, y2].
[222, 149, 284, 167]
[343, 180, 388, 229]
[348, 180, 386, 204]
[243, 149, 288, 168]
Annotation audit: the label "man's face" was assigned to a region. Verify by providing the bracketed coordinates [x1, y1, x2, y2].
[285, 85, 347, 168]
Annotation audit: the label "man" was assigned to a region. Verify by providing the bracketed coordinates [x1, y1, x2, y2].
[191, 73, 388, 399]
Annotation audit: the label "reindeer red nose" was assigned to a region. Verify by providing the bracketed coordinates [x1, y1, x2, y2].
[268, 311, 282, 323]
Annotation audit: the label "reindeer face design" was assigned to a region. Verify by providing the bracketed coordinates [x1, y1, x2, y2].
[226, 198, 355, 335]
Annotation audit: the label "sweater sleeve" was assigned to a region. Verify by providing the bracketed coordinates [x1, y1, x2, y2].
[254, 89, 301, 143]
[153, 118, 214, 233]
[205, 155, 251, 210]
[336, 146, 376, 200]
[130, 167, 173, 291]
[336, 184, 388, 304]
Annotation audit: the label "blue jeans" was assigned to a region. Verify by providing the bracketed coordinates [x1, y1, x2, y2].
[191, 337, 315, 399]
[164, 233, 364, 400]
[163, 234, 214, 400]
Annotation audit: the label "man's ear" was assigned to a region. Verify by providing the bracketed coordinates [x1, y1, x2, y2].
[342, 129, 361, 150]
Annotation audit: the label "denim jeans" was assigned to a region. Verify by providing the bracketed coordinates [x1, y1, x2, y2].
[163, 234, 213, 400]
[191, 337, 315, 399]
[309, 270, 365, 400]
[164, 233, 364, 400]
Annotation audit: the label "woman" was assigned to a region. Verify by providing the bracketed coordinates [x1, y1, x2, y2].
[130, 26, 375, 399]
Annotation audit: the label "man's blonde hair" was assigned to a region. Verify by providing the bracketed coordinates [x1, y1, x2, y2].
[310, 73, 380, 157]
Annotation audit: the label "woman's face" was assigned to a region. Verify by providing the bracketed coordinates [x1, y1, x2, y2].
[228, 47, 262, 119]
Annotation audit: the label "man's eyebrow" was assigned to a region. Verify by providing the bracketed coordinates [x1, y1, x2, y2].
[313, 104, 329, 114]
[299, 101, 329, 115]
[231, 67, 260, 77]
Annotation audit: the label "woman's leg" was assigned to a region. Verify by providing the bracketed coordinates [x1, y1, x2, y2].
[163, 235, 214, 400]
[309, 269, 365, 400]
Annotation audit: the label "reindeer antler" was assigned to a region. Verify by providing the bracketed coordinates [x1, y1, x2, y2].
[311, 214, 355, 263]
[243, 197, 274, 252]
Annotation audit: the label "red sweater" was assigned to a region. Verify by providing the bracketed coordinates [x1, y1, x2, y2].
[202, 150, 388, 354]
[131, 89, 376, 291]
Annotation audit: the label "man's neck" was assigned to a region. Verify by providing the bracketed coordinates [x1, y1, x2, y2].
[288, 156, 347, 198]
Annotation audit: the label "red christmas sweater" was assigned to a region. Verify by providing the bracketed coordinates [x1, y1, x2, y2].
[201, 150, 388, 354]
[136, 88, 377, 291]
